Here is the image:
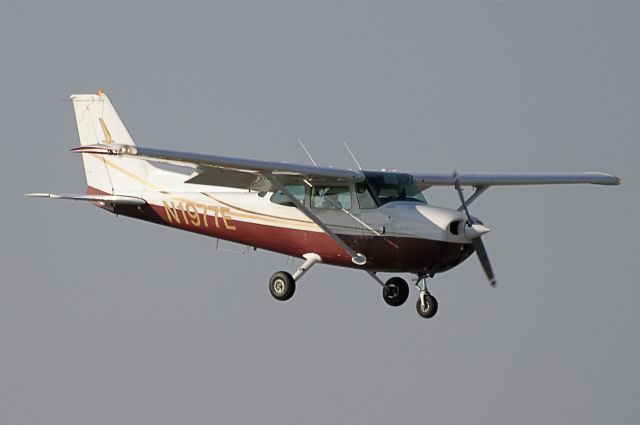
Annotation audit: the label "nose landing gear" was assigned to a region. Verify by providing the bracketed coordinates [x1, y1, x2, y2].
[415, 275, 438, 319]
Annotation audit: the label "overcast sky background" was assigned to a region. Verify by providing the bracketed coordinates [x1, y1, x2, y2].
[1, 1, 638, 424]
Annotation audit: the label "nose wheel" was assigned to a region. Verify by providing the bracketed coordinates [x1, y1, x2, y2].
[416, 292, 438, 318]
[415, 276, 438, 319]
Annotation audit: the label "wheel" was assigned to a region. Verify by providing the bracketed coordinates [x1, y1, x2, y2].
[269, 271, 296, 301]
[382, 277, 409, 307]
[416, 293, 438, 318]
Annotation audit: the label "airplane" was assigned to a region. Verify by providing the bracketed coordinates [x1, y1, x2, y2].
[28, 92, 621, 319]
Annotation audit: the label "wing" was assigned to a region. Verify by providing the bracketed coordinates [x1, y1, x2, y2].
[71, 144, 364, 191]
[71, 144, 620, 191]
[413, 172, 621, 190]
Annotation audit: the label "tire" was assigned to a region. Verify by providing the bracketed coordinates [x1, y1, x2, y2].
[416, 293, 438, 318]
[382, 277, 409, 307]
[269, 271, 296, 301]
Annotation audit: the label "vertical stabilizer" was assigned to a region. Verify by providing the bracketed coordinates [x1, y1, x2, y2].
[71, 92, 154, 196]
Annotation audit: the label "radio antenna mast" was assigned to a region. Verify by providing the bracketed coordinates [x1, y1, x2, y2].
[344, 142, 363, 170]
[298, 139, 317, 166]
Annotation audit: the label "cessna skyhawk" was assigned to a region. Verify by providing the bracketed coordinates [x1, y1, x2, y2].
[28, 92, 621, 319]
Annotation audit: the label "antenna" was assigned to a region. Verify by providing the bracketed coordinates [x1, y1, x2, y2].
[298, 139, 317, 166]
[343, 142, 363, 170]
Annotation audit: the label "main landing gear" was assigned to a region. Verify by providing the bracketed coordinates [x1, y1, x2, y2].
[381, 277, 410, 307]
[269, 271, 296, 301]
[268, 253, 322, 302]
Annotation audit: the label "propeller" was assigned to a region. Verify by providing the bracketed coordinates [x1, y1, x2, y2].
[453, 171, 496, 287]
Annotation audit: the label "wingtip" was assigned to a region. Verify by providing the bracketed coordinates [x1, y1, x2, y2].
[603, 173, 622, 186]
[70, 145, 113, 154]
[70, 144, 131, 155]
[585, 172, 622, 186]
[607, 175, 622, 186]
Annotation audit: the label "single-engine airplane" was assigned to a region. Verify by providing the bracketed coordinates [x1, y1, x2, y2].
[28, 92, 621, 319]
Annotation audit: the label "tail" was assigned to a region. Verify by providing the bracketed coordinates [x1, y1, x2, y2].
[71, 92, 156, 196]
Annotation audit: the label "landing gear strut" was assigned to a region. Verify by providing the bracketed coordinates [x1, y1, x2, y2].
[415, 275, 438, 319]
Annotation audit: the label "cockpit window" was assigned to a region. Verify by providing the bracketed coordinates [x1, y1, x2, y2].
[356, 183, 377, 209]
[270, 184, 305, 207]
[311, 186, 352, 209]
[363, 172, 426, 206]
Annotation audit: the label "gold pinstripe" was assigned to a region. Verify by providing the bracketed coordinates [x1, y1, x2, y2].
[99, 118, 112, 143]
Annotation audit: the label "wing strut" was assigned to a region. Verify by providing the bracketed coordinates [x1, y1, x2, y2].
[263, 173, 367, 266]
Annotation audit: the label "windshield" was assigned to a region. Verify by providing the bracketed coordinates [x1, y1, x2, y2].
[363, 172, 426, 206]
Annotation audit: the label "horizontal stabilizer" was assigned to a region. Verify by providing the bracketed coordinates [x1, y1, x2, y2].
[25, 193, 146, 205]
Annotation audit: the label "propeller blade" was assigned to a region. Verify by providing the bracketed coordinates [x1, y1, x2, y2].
[472, 238, 496, 287]
[454, 170, 497, 286]
[453, 170, 473, 224]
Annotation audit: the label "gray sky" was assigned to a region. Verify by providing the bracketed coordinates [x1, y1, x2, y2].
[1, 1, 638, 424]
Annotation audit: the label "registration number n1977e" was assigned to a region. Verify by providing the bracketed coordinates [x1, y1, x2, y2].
[163, 200, 236, 230]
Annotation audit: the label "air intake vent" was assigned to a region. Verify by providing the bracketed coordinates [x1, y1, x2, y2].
[449, 220, 462, 235]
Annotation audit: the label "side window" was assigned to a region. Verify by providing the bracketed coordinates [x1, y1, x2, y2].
[270, 184, 305, 207]
[356, 183, 377, 209]
[311, 186, 352, 210]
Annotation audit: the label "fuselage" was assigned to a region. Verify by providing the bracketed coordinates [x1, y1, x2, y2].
[91, 182, 476, 274]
